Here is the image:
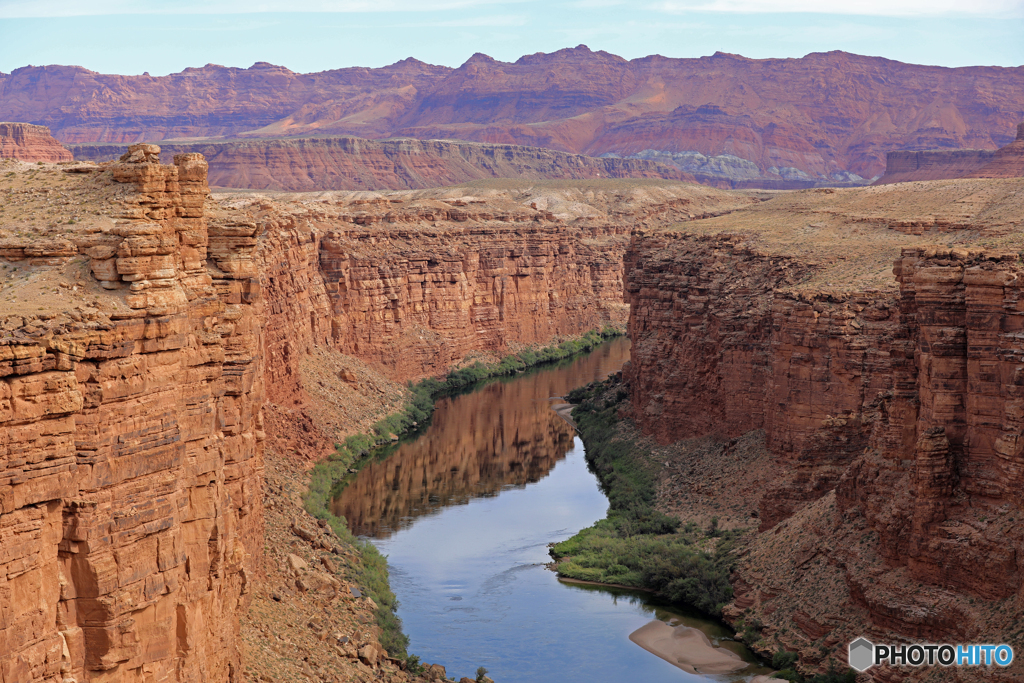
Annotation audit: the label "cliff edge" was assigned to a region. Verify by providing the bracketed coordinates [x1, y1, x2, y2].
[0, 149, 263, 682]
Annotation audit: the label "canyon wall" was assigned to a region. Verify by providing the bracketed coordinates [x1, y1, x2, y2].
[966, 121, 1024, 178]
[875, 149, 994, 184]
[6, 49, 1024, 181]
[0, 123, 72, 162]
[624, 233, 903, 526]
[68, 137, 692, 192]
[838, 248, 1024, 601]
[623, 197, 1024, 667]
[248, 193, 637, 399]
[0, 150, 263, 682]
[876, 121, 1024, 184]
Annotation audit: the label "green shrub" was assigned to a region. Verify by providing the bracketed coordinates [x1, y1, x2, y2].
[405, 655, 426, 675]
[551, 375, 740, 616]
[773, 650, 799, 669]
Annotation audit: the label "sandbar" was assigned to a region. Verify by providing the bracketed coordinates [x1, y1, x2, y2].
[628, 620, 748, 675]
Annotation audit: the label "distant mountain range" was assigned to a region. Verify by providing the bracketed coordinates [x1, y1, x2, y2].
[4, 46, 1022, 184]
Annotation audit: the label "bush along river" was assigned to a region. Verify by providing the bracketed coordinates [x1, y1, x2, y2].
[330, 337, 773, 682]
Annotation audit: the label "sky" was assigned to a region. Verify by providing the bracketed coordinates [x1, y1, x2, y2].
[0, 0, 1022, 75]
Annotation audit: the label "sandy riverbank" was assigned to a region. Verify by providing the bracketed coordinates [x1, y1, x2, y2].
[629, 620, 749, 675]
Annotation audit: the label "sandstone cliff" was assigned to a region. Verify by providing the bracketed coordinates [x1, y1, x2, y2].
[966, 121, 1024, 178]
[231, 179, 748, 681]
[6, 49, 1023, 181]
[623, 178, 1024, 679]
[876, 121, 1024, 184]
[0, 151, 760, 682]
[0, 123, 72, 163]
[68, 137, 693, 192]
[244, 180, 744, 394]
[875, 149, 995, 184]
[0, 150, 263, 681]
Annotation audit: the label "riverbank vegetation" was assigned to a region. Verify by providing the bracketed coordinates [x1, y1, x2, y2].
[302, 327, 623, 659]
[550, 375, 739, 616]
[556, 375, 858, 682]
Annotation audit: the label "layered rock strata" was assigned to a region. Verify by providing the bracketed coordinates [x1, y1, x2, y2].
[839, 248, 1024, 600]
[243, 181, 741, 393]
[68, 137, 692, 192]
[0, 122, 73, 162]
[875, 121, 1024, 184]
[875, 149, 994, 184]
[622, 180, 1024, 674]
[0, 147, 263, 682]
[966, 121, 1024, 178]
[7, 49, 1024, 180]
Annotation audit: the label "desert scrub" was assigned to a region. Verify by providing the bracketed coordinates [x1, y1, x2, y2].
[303, 326, 623, 660]
[551, 375, 740, 617]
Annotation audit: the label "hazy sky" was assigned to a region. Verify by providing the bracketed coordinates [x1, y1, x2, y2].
[1, 0, 1022, 75]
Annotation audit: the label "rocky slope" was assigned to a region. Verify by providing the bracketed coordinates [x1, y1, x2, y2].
[623, 178, 1024, 680]
[5, 49, 1023, 182]
[0, 122, 72, 162]
[68, 137, 693, 192]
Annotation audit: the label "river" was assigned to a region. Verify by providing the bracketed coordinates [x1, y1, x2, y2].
[332, 338, 771, 682]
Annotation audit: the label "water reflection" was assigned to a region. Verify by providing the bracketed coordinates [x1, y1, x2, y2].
[332, 337, 631, 537]
[330, 338, 771, 682]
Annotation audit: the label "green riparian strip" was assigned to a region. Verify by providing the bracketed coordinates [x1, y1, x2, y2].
[554, 376, 859, 683]
[302, 326, 623, 659]
[550, 376, 739, 617]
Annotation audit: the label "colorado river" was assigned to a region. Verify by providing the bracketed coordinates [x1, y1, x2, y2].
[332, 338, 771, 682]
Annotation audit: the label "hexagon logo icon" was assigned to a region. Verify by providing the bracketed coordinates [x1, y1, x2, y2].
[849, 637, 875, 672]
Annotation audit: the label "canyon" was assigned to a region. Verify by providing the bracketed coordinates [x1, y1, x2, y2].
[1, 149, 728, 682]
[3, 135, 1024, 682]
[5, 48, 1024, 184]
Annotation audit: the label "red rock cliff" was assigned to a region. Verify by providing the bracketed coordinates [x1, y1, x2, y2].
[839, 248, 1024, 600]
[875, 149, 995, 184]
[237, 181, 744, 468]
[876, 121, 1024, 184]
[249, 188, 660, 390]
[0, 122, 72, 162]
[0, 148, 263, 682]
[966, 121, 1024, 178]
[623, 181, 1024, 664]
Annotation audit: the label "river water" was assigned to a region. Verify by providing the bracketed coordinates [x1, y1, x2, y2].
[332, 338, 771, 682]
